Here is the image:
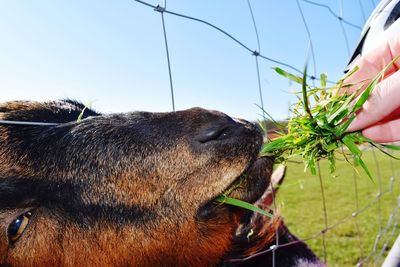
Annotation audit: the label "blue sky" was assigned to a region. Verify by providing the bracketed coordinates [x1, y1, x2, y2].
[0, 0, 377, 120]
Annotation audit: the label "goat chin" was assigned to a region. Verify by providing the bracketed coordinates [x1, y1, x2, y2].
[220, 164, 325, 267]
[223, 208, 326, 267]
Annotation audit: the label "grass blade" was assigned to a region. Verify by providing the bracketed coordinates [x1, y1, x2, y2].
[357, 156, 374, 181]
[273, 67, 303, 84]
[261, 138, 288, 155]
[326, 91, 356, 124]
[342, 135, 361, 156]
[371, 143, 400, 160]
[256, 103, 286, 129]
[351, 77, 379, 113]
[320, 73, 327, 88]
[301, 64, 313, 119]
[382, 144, 400, 150]
[215, 195, 273, 218]
[77, 101, 94, 123]
[342, 134, 374, 181]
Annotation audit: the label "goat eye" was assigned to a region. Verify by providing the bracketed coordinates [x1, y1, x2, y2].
[8, 211, 32, 243]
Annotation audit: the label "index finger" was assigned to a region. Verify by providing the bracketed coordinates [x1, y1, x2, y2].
[344, 35, 400, 89]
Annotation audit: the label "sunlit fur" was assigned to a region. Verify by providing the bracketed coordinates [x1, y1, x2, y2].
[0, 100, 322, 267]
[0, 100, 264, 266]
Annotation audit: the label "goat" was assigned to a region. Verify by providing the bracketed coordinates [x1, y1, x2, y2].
[0, 100, 324, 266]
[223, 165, 325, 267]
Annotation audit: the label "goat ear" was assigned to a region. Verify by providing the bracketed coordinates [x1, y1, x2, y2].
[255, 165, 286, 209]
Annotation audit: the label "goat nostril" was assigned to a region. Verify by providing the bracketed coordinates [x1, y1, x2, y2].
[197, 126, 231, 143]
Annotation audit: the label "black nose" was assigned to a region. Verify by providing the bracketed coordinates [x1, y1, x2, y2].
[196, 118, 260, 144]
[197, 124, 233, 143]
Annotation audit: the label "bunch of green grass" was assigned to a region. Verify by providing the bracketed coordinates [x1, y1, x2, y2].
[261, 57, 400, 180]
[216, 57, 400, 216]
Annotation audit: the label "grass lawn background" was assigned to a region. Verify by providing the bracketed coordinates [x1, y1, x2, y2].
[277, 149, 400, 267]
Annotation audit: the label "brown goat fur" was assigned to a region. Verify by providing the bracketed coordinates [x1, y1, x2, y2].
[0, 100, 323, 267]
[0, 100, 276, 266]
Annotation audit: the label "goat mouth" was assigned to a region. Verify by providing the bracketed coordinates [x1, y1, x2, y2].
[221, 156, 274, 205]
[196, 156, 274, 221]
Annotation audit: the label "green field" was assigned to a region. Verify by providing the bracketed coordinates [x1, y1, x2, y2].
[277, 149, 400, 267]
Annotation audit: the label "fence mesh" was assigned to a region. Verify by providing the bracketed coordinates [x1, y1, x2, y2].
[131, 1, 400, 266]
[1, 0, 399, 266]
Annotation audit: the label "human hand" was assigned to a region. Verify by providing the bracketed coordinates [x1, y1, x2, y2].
[344, 35, 400, 143]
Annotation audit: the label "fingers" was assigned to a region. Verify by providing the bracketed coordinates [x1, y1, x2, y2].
[346, 70, 400, 132]
[362, 118, 400, 143]
[344, 35, 400, 89]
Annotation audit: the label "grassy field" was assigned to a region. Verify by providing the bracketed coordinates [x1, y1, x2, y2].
[276, 149, 400, 267]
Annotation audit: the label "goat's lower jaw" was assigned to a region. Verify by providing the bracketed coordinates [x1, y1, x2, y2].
[225, 213, 282, 259]
[224, 218, 326, 267]
[221, 156, 273, 204]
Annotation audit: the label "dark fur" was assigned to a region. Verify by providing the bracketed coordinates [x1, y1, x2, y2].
[0, 100, 322, 266]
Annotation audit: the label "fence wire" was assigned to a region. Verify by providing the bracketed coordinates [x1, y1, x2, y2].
[129, 1, 398, 266]
[157, 5, 176, 112]
[1, 1, 399, 266]
[229, 156, 399, 265]
[302, 0, 362, 30]
[133, 0, 336, 83]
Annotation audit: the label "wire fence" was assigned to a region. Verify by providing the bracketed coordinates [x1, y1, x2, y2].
[1, 0, 399, 266]
[133, 0, 372, 112]
[128, 0, 399, 266]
